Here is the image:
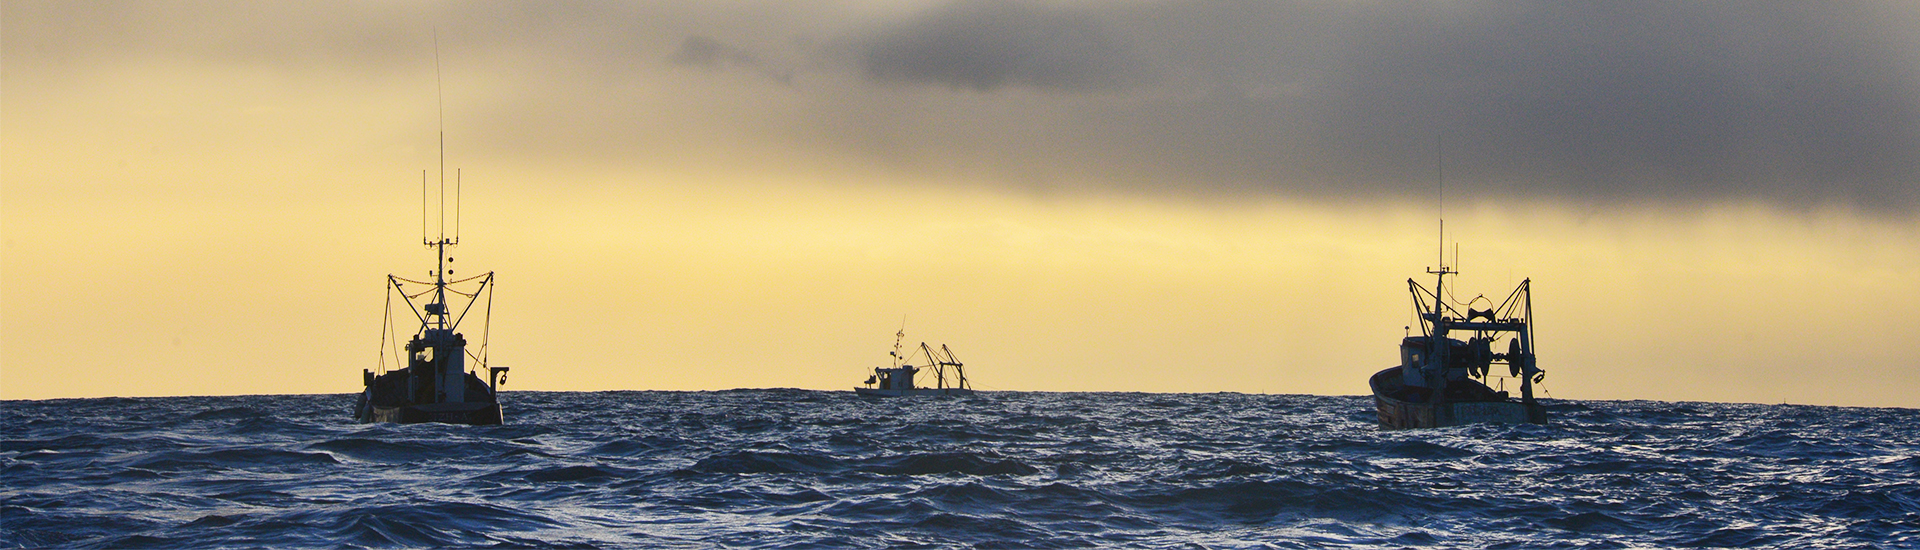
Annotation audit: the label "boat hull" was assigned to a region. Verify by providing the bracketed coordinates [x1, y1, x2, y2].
[854, 387, 974, 397]
[363, 401, 503, 425]
[1370, 366, 1545, 429]
[357, 370, 504, 426]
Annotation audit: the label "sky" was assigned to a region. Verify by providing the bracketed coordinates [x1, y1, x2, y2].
[4, 1, 1917, 407]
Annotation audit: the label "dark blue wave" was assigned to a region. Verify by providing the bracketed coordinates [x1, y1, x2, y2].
[3, 391, 1917, 548]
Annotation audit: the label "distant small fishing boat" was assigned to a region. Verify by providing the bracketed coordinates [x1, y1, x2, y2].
[1370, 263, 1546, 429]
[857, 329, 974, 397]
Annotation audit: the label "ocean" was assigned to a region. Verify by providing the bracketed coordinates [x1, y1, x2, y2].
[3, 390, 1916, 548]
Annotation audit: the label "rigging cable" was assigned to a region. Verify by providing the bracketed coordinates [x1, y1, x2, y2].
[393, 272, 488, 286]
[377, 286, 392, 374]
[391, 275, 436, 286]
[475, 276, 493, 371]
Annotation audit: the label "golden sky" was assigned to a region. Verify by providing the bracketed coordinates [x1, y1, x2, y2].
[4, 2, 1917, 407]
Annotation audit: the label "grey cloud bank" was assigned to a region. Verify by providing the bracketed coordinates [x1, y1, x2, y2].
[10, 1, 1916, 212]
[835, 2, 1920, 211]
[861, 1, 1132, 92]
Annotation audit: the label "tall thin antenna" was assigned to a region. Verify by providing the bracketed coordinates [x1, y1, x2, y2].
[455, 168, 461, 243]
[1436, 132, 1445, 272]
[438, 134, 445, 242]
[436, 31, 446, 244]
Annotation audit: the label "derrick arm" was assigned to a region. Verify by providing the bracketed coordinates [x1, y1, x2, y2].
[391, 276, 429, 328]
[1407, 279, 1429, 335]
[448, 272, 493, 332]
[939, 345, 967, 390]
[919, 342, 946, 389]
[1517, 279, 1541, 402]
[1407, 279, 1466, 335]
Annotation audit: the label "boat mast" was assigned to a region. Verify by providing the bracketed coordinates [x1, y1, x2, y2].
[1427, 135, 1450, 341]
[891, 321, 906, 369]
[1429, 133, 1450, 317]
[427, 33, 456, 332]
[1420, 134, 1452, 394]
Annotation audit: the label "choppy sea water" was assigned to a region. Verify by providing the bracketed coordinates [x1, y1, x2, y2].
[3, 391, 1917, 549]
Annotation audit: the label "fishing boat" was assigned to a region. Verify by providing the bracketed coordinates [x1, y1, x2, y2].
[856, 329, 974, 397]
[353, 94, 509, 424]
[354, 241, 507, 425]
[1370, 260, 1547, 429]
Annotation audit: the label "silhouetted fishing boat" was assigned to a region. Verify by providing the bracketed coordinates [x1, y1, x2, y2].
[857, 329, 974, 397]
[354, 237, 508, 425]
[1370, 262, 1546, 429]
[1371, 141, 1547, 429]
[353, 66, 509, 424]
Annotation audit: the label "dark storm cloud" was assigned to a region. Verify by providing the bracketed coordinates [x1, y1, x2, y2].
[1295, 2, 1920, 208]
[671, 36, 755, 69]
[9, 1, 1915, 212]
[671, 35, 792, 84]
[826, 1, 1920, 211]
[860, 1, 1131, 92]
